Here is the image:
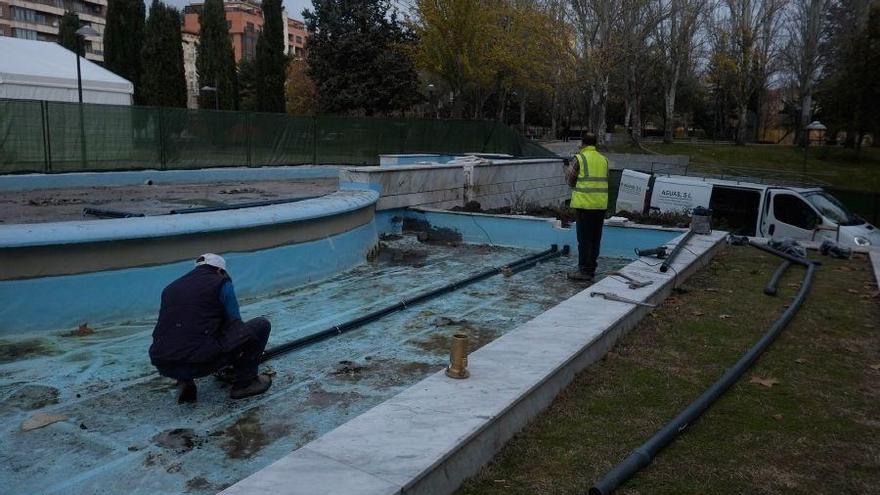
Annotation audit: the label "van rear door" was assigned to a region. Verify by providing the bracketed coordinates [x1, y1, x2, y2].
[762, 189, 822, 241]
[649, 176, 713, 214]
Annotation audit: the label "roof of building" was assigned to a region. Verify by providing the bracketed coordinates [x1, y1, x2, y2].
[0, 37, 133, 97]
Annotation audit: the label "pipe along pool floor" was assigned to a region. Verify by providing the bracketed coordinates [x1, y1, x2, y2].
[0, 235, 628, 494]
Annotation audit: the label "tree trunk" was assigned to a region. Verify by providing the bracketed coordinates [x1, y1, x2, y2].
[799, 92, 812, 147]
[736, 103, 748, 145]
[519, 94, 526, 133]
[631, 95, 642, 144]
[591, 76, 608, 146]
[663, 85, 677, 144]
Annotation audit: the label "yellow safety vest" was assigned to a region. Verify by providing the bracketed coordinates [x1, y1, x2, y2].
[570, 146, 609, 210]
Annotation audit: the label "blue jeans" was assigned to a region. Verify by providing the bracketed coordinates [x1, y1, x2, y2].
[155, 317, 271, 388]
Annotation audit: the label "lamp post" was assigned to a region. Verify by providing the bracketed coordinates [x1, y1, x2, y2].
[201, 85, 219, 110]
[74, 24, 99, 169]
[427, 83, 436, 119]
[802, 120, 827, 177]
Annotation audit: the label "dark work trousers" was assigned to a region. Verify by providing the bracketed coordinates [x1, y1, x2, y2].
[575, 208, 606, 275]
[156, 317, 271, 388]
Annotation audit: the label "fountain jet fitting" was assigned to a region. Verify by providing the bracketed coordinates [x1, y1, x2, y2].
[446, 333, 470, 379]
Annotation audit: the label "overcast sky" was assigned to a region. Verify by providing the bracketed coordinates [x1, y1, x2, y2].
[165, 0, 314, 20]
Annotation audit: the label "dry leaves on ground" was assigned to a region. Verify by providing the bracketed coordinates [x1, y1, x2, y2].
[750, 375, 780, 388]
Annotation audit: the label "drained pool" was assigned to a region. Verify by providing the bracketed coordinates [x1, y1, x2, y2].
[0, 235, 629, 494]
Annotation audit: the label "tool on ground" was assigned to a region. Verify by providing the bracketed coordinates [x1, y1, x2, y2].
[634, 246, 668, 259]
[608, 271, 653, 289]
[589, 291, 656, 308]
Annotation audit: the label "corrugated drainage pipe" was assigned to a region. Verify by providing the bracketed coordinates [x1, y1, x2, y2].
[589, 237, 816, 495]
[261, 244, 569, 362]
[659, 229, 696, 273]
[763, 260, 791, 296]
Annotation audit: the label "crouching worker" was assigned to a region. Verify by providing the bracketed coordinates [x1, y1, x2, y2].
[150, 253, 272, 403]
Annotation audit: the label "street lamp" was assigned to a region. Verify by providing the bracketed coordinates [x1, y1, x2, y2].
[74, 24, 99, 169]
[427, 83, 436, 119]
[802, 120, 827, 177]
[201, 85, 219, 110]
[74, 24, 99, 104]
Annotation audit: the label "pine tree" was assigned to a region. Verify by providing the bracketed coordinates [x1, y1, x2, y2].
[304, 0, 421, 115]
[254, 0, 287, 112]
[104, 0, 146, 103]
[58, 11, 82, 56]
[196, 0, 239, 110]
[141, 0, 188, 108]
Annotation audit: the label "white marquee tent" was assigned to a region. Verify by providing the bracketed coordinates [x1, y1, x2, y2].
[0, 37, 133, 105]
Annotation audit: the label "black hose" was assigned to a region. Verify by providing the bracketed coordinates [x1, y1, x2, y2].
[260, 245, 568, 362]
[82, 207, 145, 219]
[659, 229, 696, 273]
[589, 241, 816, 495]
[763, 260, 791, 296]
[169, 195, 322, 214]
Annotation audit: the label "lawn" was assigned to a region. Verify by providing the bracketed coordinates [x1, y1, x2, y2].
[456, 245, 880, 495]
[607, 142, 880, 192]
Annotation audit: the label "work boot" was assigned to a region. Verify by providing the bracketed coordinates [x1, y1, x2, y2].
[230, 374, 272, 400]
[177, 380, 197, 404]
[567, 270, 594, 282]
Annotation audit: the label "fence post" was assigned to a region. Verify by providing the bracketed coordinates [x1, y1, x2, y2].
[246, 112, 252, 167]
[157, 107, 167, 170]
[312, 117, 318, 165]
[40, 101, 50, 173]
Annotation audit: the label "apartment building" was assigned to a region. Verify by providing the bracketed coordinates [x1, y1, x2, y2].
[182, 0, 307, 62]
[0, 0, 106, 62]
[181, 0, 308, 107]
[286, 16, 305, 58]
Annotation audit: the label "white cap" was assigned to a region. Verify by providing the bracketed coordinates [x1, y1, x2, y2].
[195, 253, 226, 270]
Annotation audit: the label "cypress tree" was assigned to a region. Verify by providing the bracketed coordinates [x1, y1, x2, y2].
[196, 0, 238, 110]
[255, 0, 286, 112]
[58, 11, 82, 56]
[304, 0, 420, 115]
[141, 0, 187, 108]
[104, 0, 146, 103]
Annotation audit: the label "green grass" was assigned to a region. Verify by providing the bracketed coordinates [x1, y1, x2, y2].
[607, 142, 880, 192]
[456, 246, 880, 495]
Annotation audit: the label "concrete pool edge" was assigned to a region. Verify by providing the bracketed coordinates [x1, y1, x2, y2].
[0, 165, 342, 192]
[220, 230, 728, 495]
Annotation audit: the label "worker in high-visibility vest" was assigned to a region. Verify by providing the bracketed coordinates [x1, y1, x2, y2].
[565, 133, 608, 282]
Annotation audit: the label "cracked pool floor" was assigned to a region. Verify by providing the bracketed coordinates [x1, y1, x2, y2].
[0, 236, 628, 494]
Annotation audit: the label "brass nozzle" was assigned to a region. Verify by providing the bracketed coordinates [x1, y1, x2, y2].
[445, 333, 470, 379]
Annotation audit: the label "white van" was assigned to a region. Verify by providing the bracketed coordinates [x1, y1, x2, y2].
[616, 170, 879, 247]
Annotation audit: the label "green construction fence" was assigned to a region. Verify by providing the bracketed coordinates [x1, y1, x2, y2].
[0, 99, 557, 173]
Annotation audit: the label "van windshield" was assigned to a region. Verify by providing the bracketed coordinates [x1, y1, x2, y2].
[803, 192, 861, 225]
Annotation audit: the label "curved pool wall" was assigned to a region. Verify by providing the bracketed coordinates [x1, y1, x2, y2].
[0, 190, 380, 335]
[378, 207, 681, 259]
[0, 165, 342, 192]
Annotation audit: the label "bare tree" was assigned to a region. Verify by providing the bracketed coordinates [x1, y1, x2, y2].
[571, 0, 624, 146]
[782, 0, 828, 146]
[619, 0, 665, 143]
[722, 0, 787, 145]
[654, 0, 708, 143]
